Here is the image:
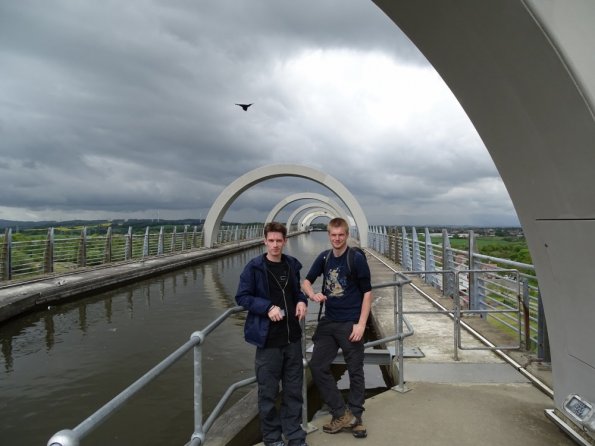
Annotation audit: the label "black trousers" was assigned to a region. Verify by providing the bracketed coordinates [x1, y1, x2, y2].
[309, 319, 365, 418]
[255, 340, 305, 443]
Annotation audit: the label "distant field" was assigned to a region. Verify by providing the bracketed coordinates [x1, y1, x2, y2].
[430, 235, 532, 265]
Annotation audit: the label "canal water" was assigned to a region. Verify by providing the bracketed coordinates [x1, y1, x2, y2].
[0, 232, 339, 446]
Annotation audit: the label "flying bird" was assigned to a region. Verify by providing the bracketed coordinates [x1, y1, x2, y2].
[235, 103, 253, 111]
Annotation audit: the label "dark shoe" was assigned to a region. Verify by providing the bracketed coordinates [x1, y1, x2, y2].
[322, 408, 354, 434]
[264, 441, 285, 446]
[287, 440, 308, 446]
[350, 416, 367, 438]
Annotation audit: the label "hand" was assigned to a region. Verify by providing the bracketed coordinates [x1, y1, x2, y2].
[268, 305, 284, 322]
[349, 323, 365, 342]
[295, 302, 307, 321]
[309, 292, 327, 303]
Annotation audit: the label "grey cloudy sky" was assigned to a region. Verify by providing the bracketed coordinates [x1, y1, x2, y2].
[0, 0, 519, 226]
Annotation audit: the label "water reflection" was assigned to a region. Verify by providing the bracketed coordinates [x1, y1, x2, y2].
[0, 232, 329, 446]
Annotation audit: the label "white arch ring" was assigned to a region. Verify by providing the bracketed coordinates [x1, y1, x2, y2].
[265, 193, 348, 226]
[203, 164, 369, 248]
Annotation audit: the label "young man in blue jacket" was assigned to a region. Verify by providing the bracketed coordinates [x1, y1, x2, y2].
[235, 222, 308, 446]
[302, 217, 372, 439]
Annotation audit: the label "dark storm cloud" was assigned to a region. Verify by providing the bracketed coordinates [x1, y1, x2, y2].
[0, 0, 517, 225]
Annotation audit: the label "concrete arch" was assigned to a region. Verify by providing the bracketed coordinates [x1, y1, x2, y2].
[374, 1, 595, 415]
[299, 210, 333, 230]
[286, 203, 347, 232]
[203, 164, 369, 248]
[265, 193, 348, 225]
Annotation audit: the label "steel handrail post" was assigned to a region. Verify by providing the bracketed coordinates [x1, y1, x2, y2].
[454, 271, 460, 361]
[397, 279, 404, 389]
[301, 317, 308, 430]
[192, 331, 205, 445]
[189, 305, 245, 444]
[521, 276, 531, 350]
[392, 273, 411, 393]
[393, 272, 399, 389]
[299, 318, 317, 433]
[3, 228, 12, 281]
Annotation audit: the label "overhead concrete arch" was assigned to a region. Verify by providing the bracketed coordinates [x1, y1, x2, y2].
[373, 0, 595, 418]
[286, 203, 347, 232]
[203, 164, 369, 248]
[299, 210, 334, 230]
[265, 192, 348, 226]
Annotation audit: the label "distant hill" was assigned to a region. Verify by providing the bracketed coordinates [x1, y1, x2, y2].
[0, 219, 206, 231]
[0, 219, 61, 230]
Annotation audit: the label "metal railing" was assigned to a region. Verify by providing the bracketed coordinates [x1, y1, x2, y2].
[1, 224, 264, 284]
[368, 274, 415, 392]
[368, 225, 549, 361]
[47, 306, 250, 446]
[47, 276, 415, 446]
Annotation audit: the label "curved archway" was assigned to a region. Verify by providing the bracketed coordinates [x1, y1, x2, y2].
[299, 210, 333, 230]
[286, 203, 347, 232]
[287, 203, 347, 228]
[203, 164, 369, 248]
[374, 1, 595, 411]
[265, 192, 348, 225]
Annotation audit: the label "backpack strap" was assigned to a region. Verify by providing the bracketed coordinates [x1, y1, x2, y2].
[318, 249, 332, 321]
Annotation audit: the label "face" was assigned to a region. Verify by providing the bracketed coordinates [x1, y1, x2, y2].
[264, 231, 286, 258]
[328, 226, 348, 251]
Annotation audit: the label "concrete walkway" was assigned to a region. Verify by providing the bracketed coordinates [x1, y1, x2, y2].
[257, 251, 578, 446]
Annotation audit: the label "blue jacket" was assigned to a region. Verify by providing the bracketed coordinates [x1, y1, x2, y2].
[235, 253, 307, 348]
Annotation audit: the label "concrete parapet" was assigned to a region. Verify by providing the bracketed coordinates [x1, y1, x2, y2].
[0, 240, 262, 323]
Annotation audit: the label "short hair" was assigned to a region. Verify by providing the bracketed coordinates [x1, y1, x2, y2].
[264, 221, 287, 238]
[327, 217, 349, 235]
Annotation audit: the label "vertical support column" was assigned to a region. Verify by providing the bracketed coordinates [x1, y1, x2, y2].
[468, 230, 478, 310]
[442, 229, 455, 298]
[192, 226, 198, 249]
[158, 227, 164, 255]
[125, 227, 133, 261]
[393, 227, 403, 266]
[387, 228, 394, 261]
[412, 227, 422, 271]
[78, 227, 87, 267]
[183, 225, 189, 250]
[44, 227, 54, 274]
[401, 227, 411, 270]
[171, 226, 177, 253]
[521, 278, 531, 350]
[143, 227, 150, 258]
[425, 227, 438, 287]
[386, 226, 390, 255]
[2, 228, 12, 281]
[104, 227, 112, 263]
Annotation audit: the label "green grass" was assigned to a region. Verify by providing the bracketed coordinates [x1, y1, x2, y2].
[430, 236, 532, 265]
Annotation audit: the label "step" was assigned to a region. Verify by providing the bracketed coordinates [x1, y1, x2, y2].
[305, 345, 424, 366]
